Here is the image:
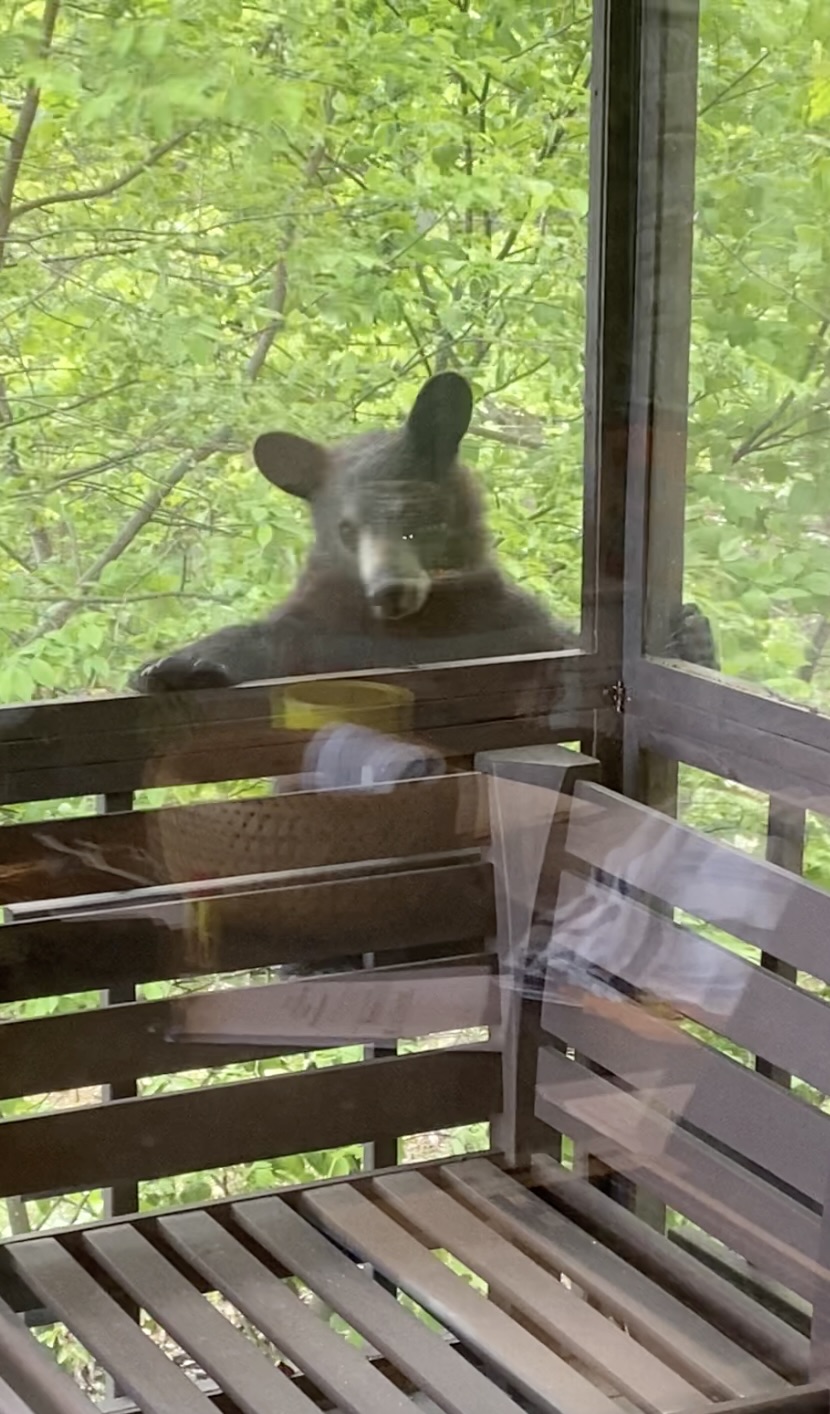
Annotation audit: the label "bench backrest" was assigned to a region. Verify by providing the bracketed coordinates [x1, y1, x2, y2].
[532, 777, 830, 1316]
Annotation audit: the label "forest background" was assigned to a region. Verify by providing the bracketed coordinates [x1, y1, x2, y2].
[2, 0, 830, 1378]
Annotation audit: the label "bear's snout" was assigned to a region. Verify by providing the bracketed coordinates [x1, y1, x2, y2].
[357, 530, 431, 620]
[368, 579, 429, 620]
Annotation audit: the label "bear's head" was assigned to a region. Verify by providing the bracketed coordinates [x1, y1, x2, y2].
[253, 372, 489, 622]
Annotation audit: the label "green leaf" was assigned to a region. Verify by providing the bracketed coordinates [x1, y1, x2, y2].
[560, 187, 589, 216]
[803, 571, 830, 596]
[788, 481, 817, 515]
[739, 589, 770, 616]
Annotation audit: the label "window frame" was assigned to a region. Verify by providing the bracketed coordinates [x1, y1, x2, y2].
[0, 0, 639, 805]
[620, 0, 830, 811]
[7, 1, 827, 808]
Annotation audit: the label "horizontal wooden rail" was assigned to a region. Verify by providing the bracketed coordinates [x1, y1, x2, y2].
[535, 1046, 821, 1302]
[631, 657, 830, 760]
[548, 872, 830, 1095]
[0, 1047, 501, 1199]
[569, 781, 830, 983]
[543, 990, 830, 1207]
[0, 655, 608, 803]
[0, 860, 494, 1001]
[629, 675, 830, 814]
[1, 711, 599, 804]
[0, 953, 494, 1099]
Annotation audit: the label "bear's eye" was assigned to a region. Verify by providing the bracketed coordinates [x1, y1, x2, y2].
[339, 519, 358, 552]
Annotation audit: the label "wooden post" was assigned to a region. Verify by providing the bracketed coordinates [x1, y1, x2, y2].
[475, 745, 601, 1171]
[622, 0, 701, 789]
[617, 0, 700, 1228]
[362, 1006, 399, 1174]
[812, 1169, 830, 1383]
[581, 0, 644, 788]
[758, 798, 804, 1087]
[98, 790, 140, 1224]
[97, 790, 140, 1375]
[623, 0, 700, 675]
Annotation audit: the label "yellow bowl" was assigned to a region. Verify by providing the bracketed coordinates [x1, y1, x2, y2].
[281, 678, 414, 734]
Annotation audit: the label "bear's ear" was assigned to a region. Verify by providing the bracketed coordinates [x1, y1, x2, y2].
[252, 432, 328, 500]
[406, 372, 473, 472]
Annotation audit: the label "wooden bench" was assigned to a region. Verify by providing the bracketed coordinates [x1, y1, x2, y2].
[1, 743, 830, 1414]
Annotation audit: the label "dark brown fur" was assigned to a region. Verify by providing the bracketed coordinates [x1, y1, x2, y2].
[131, 374, 575, 692]
[131, 372, 715, 693]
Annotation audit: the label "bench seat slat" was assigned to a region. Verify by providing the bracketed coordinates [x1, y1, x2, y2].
[438, 1159, 782, 1398]
[9, 1239, 216, 1414]
[0, 1373, 39, 1414]
[372, 1168, 708, 1413]
[159, 1210, 412, 1414]
[232, 1194, 524, 1414]
[300, 1181, 621, 1414]
[0, 1294, 96, 1414]
[530, 1153, 809, 1379]
[84, 1224, 318, 1414]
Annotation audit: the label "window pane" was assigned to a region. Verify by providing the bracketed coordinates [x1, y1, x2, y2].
[1, 3, 590, 707]
[646, 0, 830, 708]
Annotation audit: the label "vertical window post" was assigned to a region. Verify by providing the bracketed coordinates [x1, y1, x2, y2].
[581, 0, 643, 785]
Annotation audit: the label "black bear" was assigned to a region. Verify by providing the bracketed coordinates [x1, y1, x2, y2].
[131, 372, 716, 692]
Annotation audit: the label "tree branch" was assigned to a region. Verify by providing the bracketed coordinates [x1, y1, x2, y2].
[244, 259, 289, 383]
[0, 536, 35, 574]
[698, 51, 769, 119]
[11, 127, 197, 219]
[470, 423, 543, 451]
[19, 429, 235, 643]
[10, 440, 170, 497]
[702, 220, 830, 324]
[0, 0, 61, 275]
[1, 378, 140, 432]
[17, 591, 234, 607]
[17, 126, 333, 646]
[244, 139, 327, 381]
[732, 319, 829, 464]
[799, 619, 830, 686]
[0, 0, 61, 509]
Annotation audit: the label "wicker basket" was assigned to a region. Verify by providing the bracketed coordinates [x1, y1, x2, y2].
[144, 770, 483, 887]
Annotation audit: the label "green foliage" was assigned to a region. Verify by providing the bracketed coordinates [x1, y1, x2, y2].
[1, 0, 829, 713]
[687, 0, 830, 701]
[1, 0, 590, 712]
[3, 0, 830, 1380]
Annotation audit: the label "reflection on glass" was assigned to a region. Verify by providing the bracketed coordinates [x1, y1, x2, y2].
[684, 1, 830, 705]
[495, 761, 830, 1364]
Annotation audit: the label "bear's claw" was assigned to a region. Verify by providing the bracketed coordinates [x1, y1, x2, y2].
[130, 655, 234, 694]
[666, 603, 719, 671]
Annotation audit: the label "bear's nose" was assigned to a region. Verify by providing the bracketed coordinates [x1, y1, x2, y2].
[369, 581, 419, 620]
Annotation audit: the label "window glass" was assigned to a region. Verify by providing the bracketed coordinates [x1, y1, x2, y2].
[1, 1, 590, 706]
[656, 0, 830, 706]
